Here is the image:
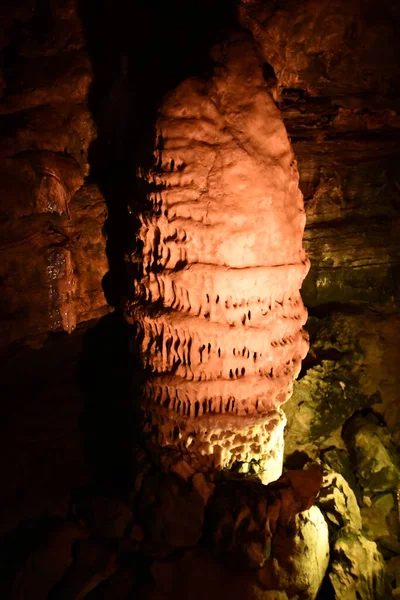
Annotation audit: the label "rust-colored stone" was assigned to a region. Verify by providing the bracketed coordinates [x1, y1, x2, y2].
[126, 35, 309, 483]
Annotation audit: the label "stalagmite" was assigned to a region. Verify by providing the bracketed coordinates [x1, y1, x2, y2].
[126, 35, 309, 484]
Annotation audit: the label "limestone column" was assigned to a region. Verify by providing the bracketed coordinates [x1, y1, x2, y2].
[126, 35, 309, 484]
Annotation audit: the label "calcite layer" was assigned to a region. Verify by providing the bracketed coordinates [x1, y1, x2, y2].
[127, 36, 309, 482]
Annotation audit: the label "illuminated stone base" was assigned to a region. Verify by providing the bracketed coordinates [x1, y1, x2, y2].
[142, 406, 286, 485]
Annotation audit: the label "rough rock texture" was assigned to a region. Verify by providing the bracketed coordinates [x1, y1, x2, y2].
[147, 505, 329, 600]
[144, 469, 327, 600]
[239, 0, 400, 101]
[283, 319, 400, 575]
[317, 472, 362, 531]
[126, 35, 309, 483]
[205, 469, 323, 566]
[330, 528, 389, 600]
[316, 469, 390, 600]
[258, 505, 329, 599]
[2, 469, 324, 600]
[343, 414, 400, 495]
[238, 0, 400, 441]
[0, 0, 109, 351]
[284, 313, 400, 457]
[238, 1, 400, 593]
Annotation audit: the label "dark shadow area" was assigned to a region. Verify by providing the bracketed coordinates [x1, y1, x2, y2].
[0, 327, 90, 594]
[77, 312, 138, 491]
[0, 328, 90, 535]
[0, 515, 62, 597]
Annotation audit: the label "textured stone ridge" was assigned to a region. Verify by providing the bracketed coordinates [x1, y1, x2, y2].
[126, 36, 309, 481]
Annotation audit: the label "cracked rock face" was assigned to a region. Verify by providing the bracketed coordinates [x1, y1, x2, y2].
[126, 36, 309, 483]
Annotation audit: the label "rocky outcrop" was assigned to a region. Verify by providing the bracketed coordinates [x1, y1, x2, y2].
[143, 469, 327, 600]
[3, 467, 325, 600]
[146, 507, 329, 600]
[239, 0, 400, 329]
[284, 312, 400, 457]
[330, 528, 389, 600]
[316, 470, 390, 600]
[0, 0, 109, 351]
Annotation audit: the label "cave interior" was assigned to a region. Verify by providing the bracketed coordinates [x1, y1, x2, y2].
[0, 0, 400, 598]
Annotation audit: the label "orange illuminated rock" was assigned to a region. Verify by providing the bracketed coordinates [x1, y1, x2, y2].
[126, 35, 309, 483]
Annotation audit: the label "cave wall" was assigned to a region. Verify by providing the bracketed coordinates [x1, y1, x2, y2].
[239, 0, 400, 568]
[238, 0, 400, 438]
[0, 0, 109, 351]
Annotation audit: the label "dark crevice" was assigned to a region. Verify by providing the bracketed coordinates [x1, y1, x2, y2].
[306, 302, 379, 318]
[315, 567, 336, 600]
[305, 212, 398, 232]
[307, 262, 395, 271]
[342, 407, 389, 442]
[297, 347, 344, 380]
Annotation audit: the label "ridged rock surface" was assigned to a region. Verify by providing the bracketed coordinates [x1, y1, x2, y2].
[0, 0, 109, 351]
[126, 36, 309, 482]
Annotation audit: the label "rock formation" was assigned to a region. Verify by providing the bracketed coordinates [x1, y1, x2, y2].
[126, 35, 309, 483]
[0, 0, 109, 350]
[1, 0, 400, 598]
[237, 1, 400, 594]
[238, 0, 400, 441]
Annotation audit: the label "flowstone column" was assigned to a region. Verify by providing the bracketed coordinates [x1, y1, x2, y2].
[126, 36, 309, 484]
